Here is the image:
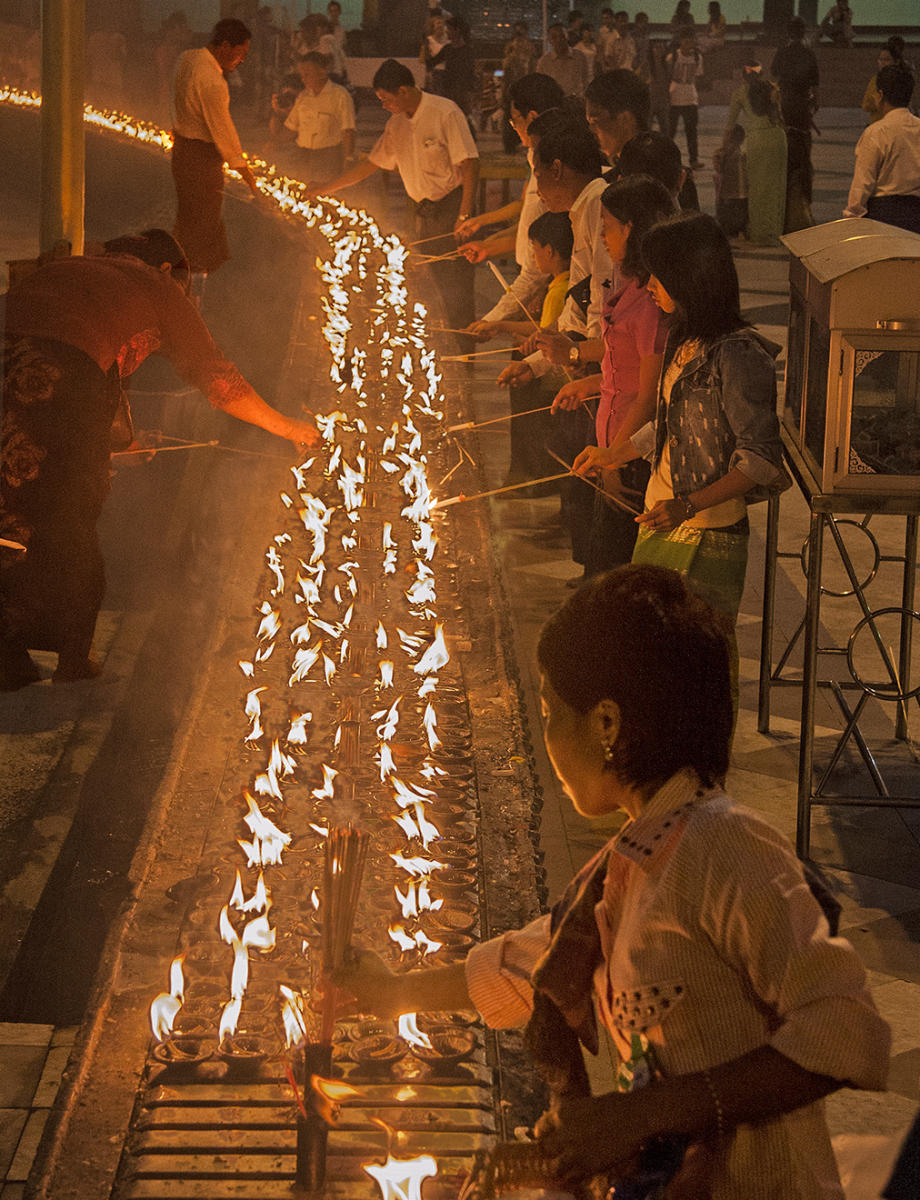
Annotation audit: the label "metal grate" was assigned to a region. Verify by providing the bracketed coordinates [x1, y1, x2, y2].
[119, 1057, 495, 1197]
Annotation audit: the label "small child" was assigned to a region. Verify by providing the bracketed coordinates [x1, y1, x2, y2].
[714, 124, 748, 237]
[488, 211, 573, 340]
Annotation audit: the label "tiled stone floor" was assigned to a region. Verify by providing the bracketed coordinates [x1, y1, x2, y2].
[0, 1024, 76, 1198]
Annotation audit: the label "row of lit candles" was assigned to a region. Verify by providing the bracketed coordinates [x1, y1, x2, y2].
[0, 89, 462, 1195]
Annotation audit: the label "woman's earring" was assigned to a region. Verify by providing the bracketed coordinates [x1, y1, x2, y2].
[603, 742, 615, 764]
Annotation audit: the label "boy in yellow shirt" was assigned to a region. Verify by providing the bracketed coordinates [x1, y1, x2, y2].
[488, 211, 573, 340]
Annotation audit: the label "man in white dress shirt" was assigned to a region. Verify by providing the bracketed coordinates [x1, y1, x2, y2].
[171, 18, 259, 278]
[315, 58, 479, 329]
[844, 65, 920, 234]
[269, 52, 355, 183]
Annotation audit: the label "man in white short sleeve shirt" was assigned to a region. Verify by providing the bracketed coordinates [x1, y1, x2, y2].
[315, 58, 479, 329]
[270, 51, 355, 183]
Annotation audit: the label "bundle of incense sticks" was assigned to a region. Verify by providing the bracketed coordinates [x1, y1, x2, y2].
[320, 826, 369, 1043]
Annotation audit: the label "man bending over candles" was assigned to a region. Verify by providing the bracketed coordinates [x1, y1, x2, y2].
[0, 230, 320, 691]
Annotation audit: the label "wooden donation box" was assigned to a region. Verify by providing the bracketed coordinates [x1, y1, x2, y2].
[781, 218, 920, 497]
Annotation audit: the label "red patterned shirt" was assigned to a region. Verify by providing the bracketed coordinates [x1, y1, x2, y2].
[4, 255, 252, 410]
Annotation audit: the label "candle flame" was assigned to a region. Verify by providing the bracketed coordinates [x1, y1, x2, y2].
[413, 625, 449, 676]
[280, 983, 308, 1048]
[311, 763, 338, 801]
[422, 703, 440, 751]
[390, 852, 445, 877]
[241, 913, 276, 952]
[286, 710, 312, 745]
[219, 995, 242, 1045]
[363, 1153, 438, 1200]
[397, 1013, 433, 1051]
[149, 992, 181, 1042]
[312, 1075, 362, 1101]
[148, 954, 185, 1041]
[230, 940, 249, 999]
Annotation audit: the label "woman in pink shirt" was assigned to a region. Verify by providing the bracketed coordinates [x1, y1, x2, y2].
[549, 176, 673, 575]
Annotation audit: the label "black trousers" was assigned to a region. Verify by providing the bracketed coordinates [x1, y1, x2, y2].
[413, 186, 475, 331]
[505, 367, 558, 480]
[668, 104, 699, 164]
[584, 458, 651, 578]
[866, 194, 920, 236]
[550, 404, 596, 567]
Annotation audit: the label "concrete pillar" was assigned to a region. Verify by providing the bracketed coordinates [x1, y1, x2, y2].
[40, 0, 85, 255]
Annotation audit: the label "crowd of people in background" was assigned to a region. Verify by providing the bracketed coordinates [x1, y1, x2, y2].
[3, 2, 911, 588]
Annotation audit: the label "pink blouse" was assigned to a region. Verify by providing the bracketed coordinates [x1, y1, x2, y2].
[597, 277, 666, 448]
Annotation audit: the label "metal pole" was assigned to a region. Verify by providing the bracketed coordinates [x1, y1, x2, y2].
[758, 491, 780, 733]
[796, 510, 824, 860]
[40, 0, 85, 256]
[896, 514, 918, 741]
[542, 0, 548, 48]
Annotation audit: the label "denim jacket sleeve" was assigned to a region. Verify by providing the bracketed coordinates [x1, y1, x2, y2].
[714, 334, 788, 489]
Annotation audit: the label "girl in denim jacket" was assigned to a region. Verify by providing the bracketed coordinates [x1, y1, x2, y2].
[574, 212, 788, 623]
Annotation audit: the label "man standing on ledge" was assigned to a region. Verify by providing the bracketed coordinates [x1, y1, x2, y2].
[172, 18, 261, 288]
[310, 59, 479, 330]
[844, 65, 920, 235]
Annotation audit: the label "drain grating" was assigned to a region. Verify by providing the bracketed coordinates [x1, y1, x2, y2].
[119, 1057, 495, 1198]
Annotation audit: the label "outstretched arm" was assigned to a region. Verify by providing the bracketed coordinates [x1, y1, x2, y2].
[308, 156, 379, 198]
[218, 388, 321, 449]
[456, 156, 480, 229]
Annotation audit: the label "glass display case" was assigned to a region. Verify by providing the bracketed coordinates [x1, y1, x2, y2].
[781, 219, 920, 495]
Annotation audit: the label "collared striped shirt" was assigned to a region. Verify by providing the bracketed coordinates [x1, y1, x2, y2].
[466, 770, 890, 1199]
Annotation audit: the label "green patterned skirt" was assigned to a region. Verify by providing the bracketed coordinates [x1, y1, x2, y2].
[631, 522, 749, 624]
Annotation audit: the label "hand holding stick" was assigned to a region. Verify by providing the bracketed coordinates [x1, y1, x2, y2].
[545, 448, 641, 515]
[487, 262, 574, 381]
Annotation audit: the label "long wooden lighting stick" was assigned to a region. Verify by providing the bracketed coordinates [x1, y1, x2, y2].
[415, 249, 463, 262]
[545, 448, 643, 515]
[447, 393, 605, 433]
[111, 440, 218, 456]
[486, 261, 541, 332]
[407, 231, 458, 247]
[432, 471, 571, 508]
[487, 261, 576, 382]
[0, 537, 27, 552]
[441, 346, 520, 361]
[448, 404, 553, 432]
